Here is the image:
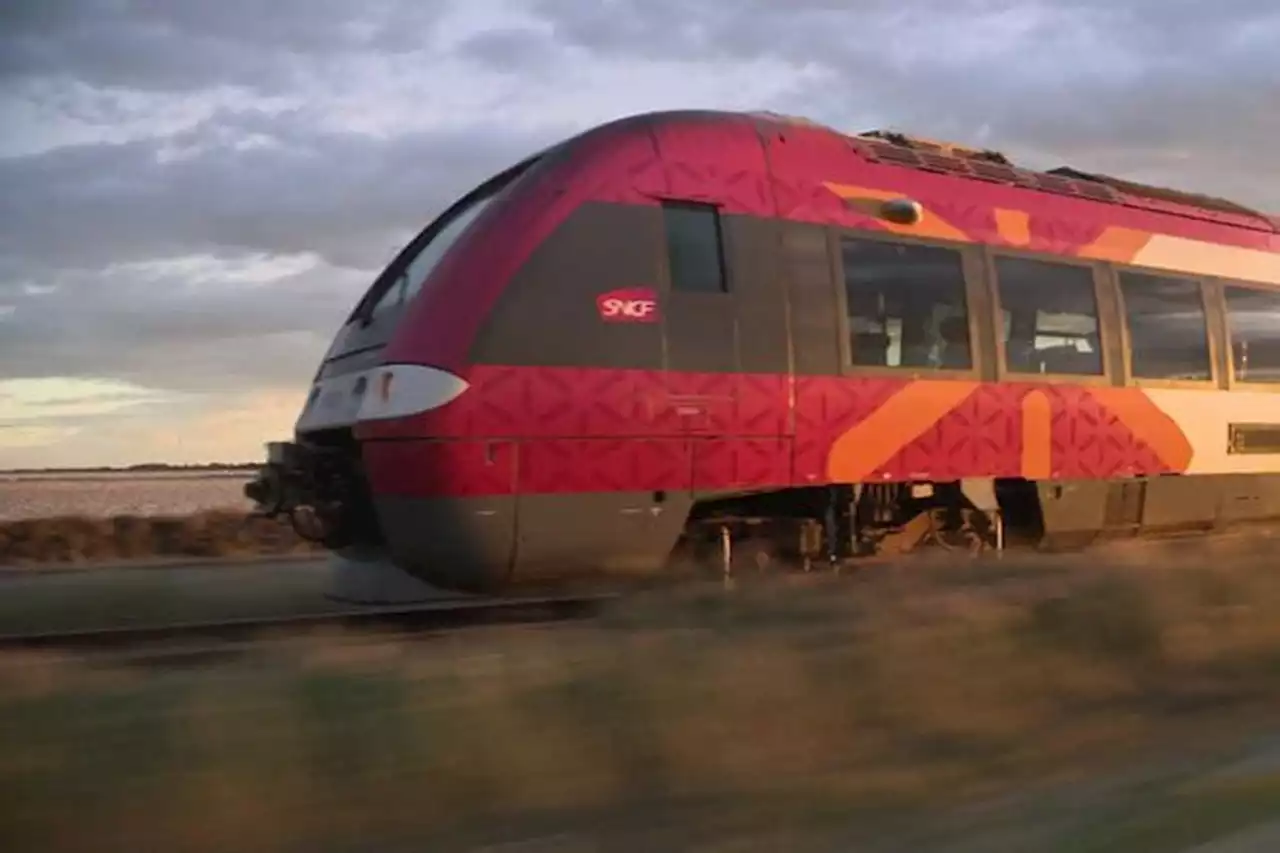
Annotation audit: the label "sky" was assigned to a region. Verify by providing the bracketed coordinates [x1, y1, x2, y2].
[0, 0, 1276, 469]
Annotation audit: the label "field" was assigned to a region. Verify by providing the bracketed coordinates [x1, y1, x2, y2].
[0, 470, 254, 522]
[0, 469, 318, 570]
[5, 539, 1280, 852]
[0, 509, 317, 568]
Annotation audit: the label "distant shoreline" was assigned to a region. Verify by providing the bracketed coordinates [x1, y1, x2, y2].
[0, 462, 260, 475]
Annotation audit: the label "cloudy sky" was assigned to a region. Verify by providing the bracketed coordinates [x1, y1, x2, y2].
[0, 0, 1276, 469]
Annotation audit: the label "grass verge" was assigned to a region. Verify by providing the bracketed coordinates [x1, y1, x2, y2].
[0, 510, 319, 567]
[3, 545, 1280, 851]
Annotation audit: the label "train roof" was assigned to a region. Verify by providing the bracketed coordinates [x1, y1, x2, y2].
[745, 111, 1277, 234]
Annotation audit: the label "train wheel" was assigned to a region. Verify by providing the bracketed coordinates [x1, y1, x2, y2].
[925, 508, 987, 554]
[732, 537, 776, 576]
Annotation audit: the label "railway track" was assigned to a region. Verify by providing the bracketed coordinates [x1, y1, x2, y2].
[2, 527, 1270, 662]
[0, 592, 615, 657]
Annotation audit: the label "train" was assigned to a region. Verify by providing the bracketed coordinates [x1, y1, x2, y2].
[244, 109, 1280, 594]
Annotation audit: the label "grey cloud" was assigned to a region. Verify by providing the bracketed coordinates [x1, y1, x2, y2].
[0, 107, 561, 272]
[526, 0, 1280, 209]
[12, 390, 162, 409]
[457, 27, 562, 71]
[0, 0, 444, 92]
[529, 0, 1277, 77]
[0, 19, 567, 402]
[0, 394, 219, 454]
[0, 257, 363, 393]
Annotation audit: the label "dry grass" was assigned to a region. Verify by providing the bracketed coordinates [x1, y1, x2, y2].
[0, 510, 319, 566]
[4, 544, 1280, 851]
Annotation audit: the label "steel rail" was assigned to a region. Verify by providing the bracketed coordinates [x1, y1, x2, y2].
[0, 592, 616, 654]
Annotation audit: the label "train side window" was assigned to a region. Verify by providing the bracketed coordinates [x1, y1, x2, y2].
[1117, 271, 1211, 381]
[994, 257, 1103, 376]
[1224, 284, 1280, 383]
[841, 238, 971, 370]
[663, 201, 728, 293]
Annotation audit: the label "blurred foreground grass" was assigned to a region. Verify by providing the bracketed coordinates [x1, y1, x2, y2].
[0, 557, 335, 635]
[4, 542, 1280, 851]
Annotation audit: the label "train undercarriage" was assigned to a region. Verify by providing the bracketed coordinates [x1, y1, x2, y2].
[679, 470, 1280, 580]
[245, 432, 1280, 598]
[675, 480, 1010, 580]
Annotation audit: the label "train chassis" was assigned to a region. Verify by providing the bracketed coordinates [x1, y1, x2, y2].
[677, 479, 1011, 579]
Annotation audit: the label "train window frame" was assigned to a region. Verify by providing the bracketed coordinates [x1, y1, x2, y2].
[1218, 278, 1280, 392]
[350, 153, 539, 326]
[661, 200, 730, 295]
[369, 191, 499, 319]
[1111, 266, 1220, 389]
[985, 248, 1115, 386]
[832, 230, 986, 381]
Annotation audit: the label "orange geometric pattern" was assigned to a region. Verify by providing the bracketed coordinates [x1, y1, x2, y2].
[826, 380, 979, 481]
[821, 183, 1278, 284]
[994, 209, 1032, 247]
[1084, 386, 1194, 471]
[1020, 391, 1053, 479]
[1078, 227, 1153, 264]
[823, 380, 1193, 483]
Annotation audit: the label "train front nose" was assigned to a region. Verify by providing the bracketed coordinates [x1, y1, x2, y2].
[350, 364, 506, 590]
[245, 361, 484, 581]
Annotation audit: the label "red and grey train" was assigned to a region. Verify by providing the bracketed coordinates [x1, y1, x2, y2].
[245, 109, 1280, 593]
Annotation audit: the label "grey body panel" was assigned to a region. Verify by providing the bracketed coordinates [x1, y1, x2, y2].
[375, 494, 517, 592]
[470, 202, 666, 370]
[471, 203, 793, 377]
[374, 491, 694, 592]
[780, 222, 842, 377]
[515, 491, 694, 579]
[1037, 474, 1280, 549]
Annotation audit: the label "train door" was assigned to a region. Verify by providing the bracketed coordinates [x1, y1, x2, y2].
[662, 200, 738, 376]
[660, 201, 793, 495]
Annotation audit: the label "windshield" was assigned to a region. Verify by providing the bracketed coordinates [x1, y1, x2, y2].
[351, 152, 546, 327]
[363, 190, 499, 322]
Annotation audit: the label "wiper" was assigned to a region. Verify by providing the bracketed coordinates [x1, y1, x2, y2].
[354, 286, 387, 327]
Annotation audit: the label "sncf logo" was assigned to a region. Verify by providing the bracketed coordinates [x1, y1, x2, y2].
[596, 287, 659, 323]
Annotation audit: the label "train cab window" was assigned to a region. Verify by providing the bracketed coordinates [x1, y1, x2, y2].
[369, 191, 499, 318]
[663, 201, 728, 293]
[1118, 272, 1212, 381]
[400, 193, 498, 305]
[994, 257, 1103, 376]
[1224, 284, 1280, 383]
[841, 238, 971, 370]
